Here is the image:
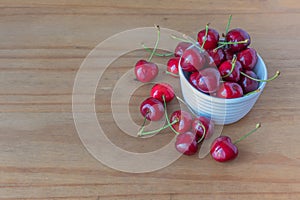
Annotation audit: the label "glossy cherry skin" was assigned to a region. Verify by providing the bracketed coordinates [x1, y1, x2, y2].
[174, 42, 192, 57]
[210, 136, 238, 162]
[191, 67, 221, 94]
[150, 83, 175, 103]
[189, 71, 199, 90]
[134, 60, 158, 82]
[175, 131, 198, 155]
[237, 48, 258, 70]
[167, 57, 180, 76]
[192, 116, 214, 139]
[170, 110, 193, 134]
[226, 28, 251, 53]
[239, 70, 259, 93]
[216, 82, 243, 99]
[207, 48, 225, 67]
[223, 48, 234, 60]
[219, 60, 242, 82]
[180, 47, 206, 72]
[140, 97, 164, 121]
[197, 28, 220, 50]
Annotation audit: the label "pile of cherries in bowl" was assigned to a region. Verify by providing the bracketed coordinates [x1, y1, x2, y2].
[133, 17, 279, 162]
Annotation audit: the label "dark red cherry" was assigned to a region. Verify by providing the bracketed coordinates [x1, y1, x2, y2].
[207, 48, 225, 67]
[170, 110, 193, 134]
[150, 83, 175, 103]
[192, 116, 215, 140]
[219, 60, 242, 82]
[216, 82, 243, 99]
[180, 47, 206, 72]
[237, 48, 258, 70]
[134, 60, 158, 83]
[223, 48, 234, 60]
[226, 28, 251, 52]
[174, 42, 192, 57]
[197, 28, 220, 50]
[140, 97, 164, 121]
[189, 71, 199, 90]
[210, 136, 238, 162]
[194, 67, 221, 94]
[166, 57, 180, 76]
[175, 131, 198, 155]
[239, 70, 259, 93]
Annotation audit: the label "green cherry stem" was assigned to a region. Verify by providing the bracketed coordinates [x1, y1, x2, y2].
[170, 34, 191, 43]
[138, 120, 178, 136]
[165, 71, 180, 77]
[142, 43, 174, 57]
[170, 34, 204, 53]
[147, 25, 161, 62]
[201, 23, 210, 49]
[162, 95, 181, 135]
[233, 123, 261, 144]
[197, 123, 206, 143]
[225, 14, 232, 35]
[240, 70, 280, 82]
[243, 88, 261, 96]
[222, 54, 237, 78]
[218, 39, 249, 45]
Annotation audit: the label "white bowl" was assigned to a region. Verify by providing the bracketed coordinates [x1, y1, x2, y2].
[179, 55, 267, 125]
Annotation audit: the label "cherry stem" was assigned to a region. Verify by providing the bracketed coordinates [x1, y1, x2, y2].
[222, 54, 237, 78]
[165, 71, 180, 77]
[213, 44, 226, 52]
[218, 39, 249, 45]
[170, 34, 190, 43]
[197, 123, 206, 143]
[240, 70, 280, 82]
[201, 23, 210, 49]
[147, 25, 161, 62]
[142, 43, 173, 57]
[137, 112, 149, 135]
[233, 123, 261, 144]
[244, 88, 261, 96]
[225, 14, 232, 35]
[171, 34, 204, 53]
[162, 95, 181, 135]
[138, 120, 178, 136]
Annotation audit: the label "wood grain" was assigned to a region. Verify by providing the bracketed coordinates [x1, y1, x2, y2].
[0, 0, 299, 199]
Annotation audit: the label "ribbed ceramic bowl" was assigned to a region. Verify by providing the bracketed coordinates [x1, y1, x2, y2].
[179, 55, 267, 125]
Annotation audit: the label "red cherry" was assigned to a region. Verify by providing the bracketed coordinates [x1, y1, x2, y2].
[216, 82, 243, 99]
[180, 47, 206, 72]
[150, 83, 175, 103]
[140, 97, 164, 121]
[166, 57, 180, 76]
[237, 48, 258, 70]
[175, 131, 198, 155]
[210, 136, 238, 162]
[192, 67, 221, 94]
[192, 116, 214, 140]
[223, 48, 234, 60]
[174, 42, 192, 57]
[189, 71, 199, 90]
[239, 70, 259, 93]
[219, 60, 242, 82]
[170, 110, 193, 134]
[197, 28, 220, 50]
[226, 28, 251, 52]
[207, 48, 225, 67]
[134, 60, 158, 83]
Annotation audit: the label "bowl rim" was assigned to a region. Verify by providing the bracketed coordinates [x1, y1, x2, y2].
[179, 54, 268, 104]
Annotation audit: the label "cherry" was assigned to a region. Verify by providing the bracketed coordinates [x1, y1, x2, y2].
[223, 48, 234, 60]
[210, 123, 261, 162]
[216, 82, 243, 99]
[191, 67, 221, 94]
[197, 26, 220, 50]
[219, 56, 242, 82]
[150, 83, 175, 103]
[189, 71, 199, 90]
[175, 131, 198, 155]
[237, 48, 258, 70]
[226, 28, 251, 52]
[166, 57, 180, 77]
[170, 110, 193, 134]
[174, 42, 192, 57]
[207, 48, 225, 67]
[180, 46, 206, 72]
[239, 70, 259, 94]
[134, 25, 160, 82]
[192, 116, 214, 140]
[140, 97, 164, 121]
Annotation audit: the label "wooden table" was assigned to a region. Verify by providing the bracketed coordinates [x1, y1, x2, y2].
[0, 0, 299, 199]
